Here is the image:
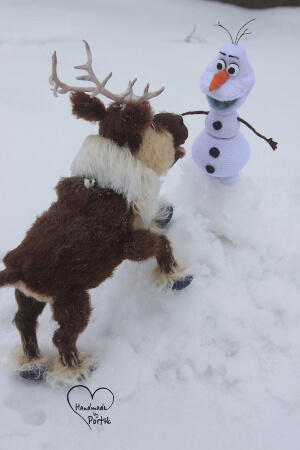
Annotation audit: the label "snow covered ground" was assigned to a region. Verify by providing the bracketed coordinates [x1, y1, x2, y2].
[1, 0, 300, 448]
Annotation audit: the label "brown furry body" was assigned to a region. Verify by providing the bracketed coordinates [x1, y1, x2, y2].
[0, 93, 188, 381]
[6, 179, 133, 295]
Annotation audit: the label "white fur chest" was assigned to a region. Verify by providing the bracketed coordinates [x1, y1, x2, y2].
[71, 135, 161, 227]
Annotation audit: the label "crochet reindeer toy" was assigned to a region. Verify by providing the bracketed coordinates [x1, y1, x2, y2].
[0, 41, 191, 384]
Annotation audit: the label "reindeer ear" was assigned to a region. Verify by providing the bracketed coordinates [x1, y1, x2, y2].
[70, 92, 106, 122]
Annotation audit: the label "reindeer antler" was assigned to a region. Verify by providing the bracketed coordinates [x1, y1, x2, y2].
[123, 82, 165, 103]
[49, 40, 164, 103]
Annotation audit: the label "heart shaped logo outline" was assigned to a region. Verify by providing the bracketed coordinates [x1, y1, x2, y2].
[67, 385, 114, 429]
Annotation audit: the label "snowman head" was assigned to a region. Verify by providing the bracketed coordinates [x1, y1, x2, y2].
[200, 20, 256, 115]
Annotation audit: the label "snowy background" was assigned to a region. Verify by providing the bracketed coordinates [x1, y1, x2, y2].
[1, 0, 300, 448]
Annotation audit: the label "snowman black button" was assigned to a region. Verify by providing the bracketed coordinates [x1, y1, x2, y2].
[213, 121, 222, 130]
[209, 147, 220, 158]
[206, 165, 215, 174]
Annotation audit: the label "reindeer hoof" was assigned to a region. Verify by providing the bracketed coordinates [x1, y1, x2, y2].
[156, 205, 173, 229]
[172, 275, 193, 291]
[19, 367, 46, 381]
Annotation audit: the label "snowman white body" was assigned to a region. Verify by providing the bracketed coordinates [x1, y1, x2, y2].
[192, 42, 255, 185]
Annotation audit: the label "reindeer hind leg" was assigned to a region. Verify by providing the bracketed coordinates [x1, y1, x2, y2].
[14, 289, 47, 380]
[49, 289, 92, 385]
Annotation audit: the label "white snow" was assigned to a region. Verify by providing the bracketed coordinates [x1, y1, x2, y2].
[1, 0, 300, 449]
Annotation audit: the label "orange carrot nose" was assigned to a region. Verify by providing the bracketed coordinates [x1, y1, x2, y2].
[209, 70, 229, 92]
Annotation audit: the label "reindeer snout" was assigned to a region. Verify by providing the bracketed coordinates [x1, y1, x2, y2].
[153, 113, 188, 147]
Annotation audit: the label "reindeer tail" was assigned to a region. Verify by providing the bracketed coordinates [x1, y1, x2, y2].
[0, 269, 19, 287]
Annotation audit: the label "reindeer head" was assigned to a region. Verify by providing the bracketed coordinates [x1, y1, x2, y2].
[50, 41, 187, 176]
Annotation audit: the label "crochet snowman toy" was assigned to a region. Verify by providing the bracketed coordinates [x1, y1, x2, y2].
[183, 20, 277, 185]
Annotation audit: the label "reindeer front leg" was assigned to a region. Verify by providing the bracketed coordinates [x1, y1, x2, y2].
[153, 203, 174, 230]
[123, 230, 192, 290]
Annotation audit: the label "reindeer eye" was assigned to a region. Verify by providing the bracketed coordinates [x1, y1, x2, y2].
[227, 63, 239, 76]
[216, 59, 226, 71]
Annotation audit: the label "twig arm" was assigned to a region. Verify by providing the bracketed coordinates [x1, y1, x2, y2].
[181, 110, 209, 116]
[238, 117, 277, 151]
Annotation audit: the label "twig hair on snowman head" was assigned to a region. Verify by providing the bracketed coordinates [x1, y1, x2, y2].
[214, 18, 256, 45]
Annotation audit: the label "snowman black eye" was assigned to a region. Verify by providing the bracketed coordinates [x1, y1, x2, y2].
[216, 59, 226, 71]
[227, 63, 239, 76]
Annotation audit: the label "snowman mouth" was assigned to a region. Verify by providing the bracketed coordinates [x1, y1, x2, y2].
[208, 96, 237, 110]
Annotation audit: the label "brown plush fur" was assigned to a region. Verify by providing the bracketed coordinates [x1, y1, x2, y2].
[70, 92, 153, 154]
[1, 179, 179, 371]
[14, 290, 46, 359]
[4, 179, 131, 295]
[100, 101, 153, 153]
[0, 92, 188, 380]
[70, 92, 106, 122]
[153, 113, 188, 147]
